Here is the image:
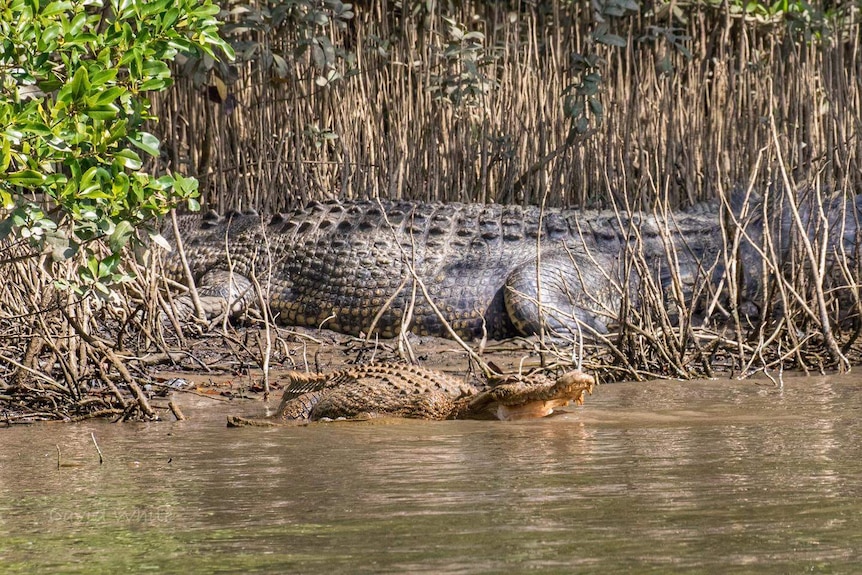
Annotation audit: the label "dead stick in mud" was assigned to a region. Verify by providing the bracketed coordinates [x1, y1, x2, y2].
[249, 222, 274, 397]
[535, 186, 548, 367]
[168, 399, 186, 421]
[365, 274, 411, 343]
[56, 444, 86, 468]
[361, 215, 418, 364]
[103, 347, 155, 419]
[716, 180, 753, 368]
[170, 210, 206, 321]
[769, 112, 848, 371]
[0, 351, 64, 387]
[91, 432, 103, 464]
[98, 361, 129, 410]
[398, 226, 421, 365]
[716, 162, 812, 368]
[59, 307, 156, 419]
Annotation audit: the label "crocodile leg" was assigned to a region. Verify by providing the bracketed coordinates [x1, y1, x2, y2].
[504, 248, 625, 338]
[170, 270, 256, 322]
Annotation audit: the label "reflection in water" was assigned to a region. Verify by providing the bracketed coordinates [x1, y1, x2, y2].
[2, 375, 862, 573]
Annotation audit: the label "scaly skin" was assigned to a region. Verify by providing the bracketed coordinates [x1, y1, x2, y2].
[226, 363, 596, 423]
[163, 200, 722, 339]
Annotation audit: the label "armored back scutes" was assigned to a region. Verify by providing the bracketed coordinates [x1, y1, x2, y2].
[162, 199, 726, 339]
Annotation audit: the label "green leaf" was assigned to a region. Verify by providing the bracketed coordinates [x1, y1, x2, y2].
[0, 138, 11, 173]
[91, 70, 120, 88]
[38, 76, 63, 92]
[85, 104, 120, 120]
[192, 4, 220, 17]
[114, 149, 142, 170]
[109, 220, 134, 252]
[80, 166, 109, 190]
[128, 131, 161, 157]
[65, 11, 88, 37]
[595, 32, 627, 48]
[575, 116, 589, 134]
[0, 215, 13, 240]
[86, 255, 99, 279]
[162, 7, 180, 29]
[141, 0, 171, 18]
[115, 0, 136, 19]
[93, 86, 126, 106]
[41, 1, 73, 18]
[169, 173, 199, 197]
[18, 121, 52, 136]
[149, 232, 172, 251]
[142, 60, 171, 78]
[588, 97, 603, 119]
[68, 66, 90, 101]
[5, 170, 45, 186]
[139, 78, 168, 91]
[112, 172, 130, 198]
[40, 24, 62, 48]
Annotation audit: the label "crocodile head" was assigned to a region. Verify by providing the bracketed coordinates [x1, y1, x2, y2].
[462, 370, 595, 420]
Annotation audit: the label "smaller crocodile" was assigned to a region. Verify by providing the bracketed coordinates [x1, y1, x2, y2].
[227, 363, 595, 425]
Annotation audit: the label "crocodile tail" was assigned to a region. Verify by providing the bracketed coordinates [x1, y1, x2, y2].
[276, 371, 331, 420]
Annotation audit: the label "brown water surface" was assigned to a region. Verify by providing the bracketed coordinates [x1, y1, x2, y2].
[2, 373, 862, 573]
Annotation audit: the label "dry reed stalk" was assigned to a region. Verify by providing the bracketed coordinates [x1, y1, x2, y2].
[248, 219, 274, 397]
[150, 4, 860, 217]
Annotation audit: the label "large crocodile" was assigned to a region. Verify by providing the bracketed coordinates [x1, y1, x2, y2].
[163, 199, 724, 339]
[162, 189, 862, 341]
[226, 363, 596, 423]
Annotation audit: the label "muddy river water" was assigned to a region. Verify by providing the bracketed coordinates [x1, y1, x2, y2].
[2, 372, 862, 573]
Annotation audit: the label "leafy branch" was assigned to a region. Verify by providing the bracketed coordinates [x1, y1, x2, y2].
[0, 0, 234, 296]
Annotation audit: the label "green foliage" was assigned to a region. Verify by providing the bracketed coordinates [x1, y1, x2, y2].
[0, 0, 233, 296]
[652, 0, 845, 39]
[563, 0, 640, 141]
[182, 0, 356, 92]
[430, 17, 496, 109]
[709, 0, 823, 23]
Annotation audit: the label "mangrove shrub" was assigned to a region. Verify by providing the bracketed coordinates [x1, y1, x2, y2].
[0, 0, 233, 295]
